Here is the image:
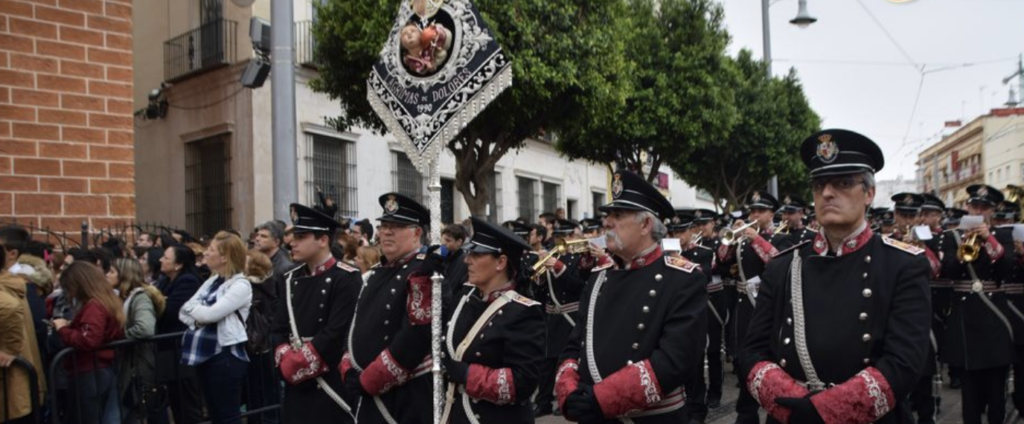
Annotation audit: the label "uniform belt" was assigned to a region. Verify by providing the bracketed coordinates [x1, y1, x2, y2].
[722, 278, 737, 287]
[929, 279, 954, 289]
[624, 388, 686, 418]
[952, 281, 1000, 293]
[707, 281, 724, 293]
[545, 302, 579, 315]
[1004, 283, 1024, 295]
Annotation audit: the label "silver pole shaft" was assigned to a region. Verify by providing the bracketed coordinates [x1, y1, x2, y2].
[428, 162, 443, 424]
[763, 0, 779, 198]
[272, 0, 298, 221]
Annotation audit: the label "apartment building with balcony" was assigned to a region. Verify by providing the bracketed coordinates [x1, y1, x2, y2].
[131, 0, 715, 237]
[917, 107, 1024, 207]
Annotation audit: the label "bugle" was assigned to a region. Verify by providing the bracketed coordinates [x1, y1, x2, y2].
[721, 221, 759, 246]
[957, 232, 981, 262]
[531, 238, 590, 278]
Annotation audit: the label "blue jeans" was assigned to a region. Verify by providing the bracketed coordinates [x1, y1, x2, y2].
[196, 351, 248, 424]
[69, 367, 120, 424]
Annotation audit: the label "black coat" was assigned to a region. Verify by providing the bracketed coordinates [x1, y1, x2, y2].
[537, 253, 584, 358]
[744, 232, 932, 424]
[349, 253, 434, 424]
[560, 246, 707, 422]
[718, 232, 794, 359]
[156, 272, 202, 334]
[937, 228, 1016, 370]
[446, 288, 545, 424]
[271, 260, 362, 423]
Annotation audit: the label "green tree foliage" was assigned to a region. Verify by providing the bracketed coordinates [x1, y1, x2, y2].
[670, 49, 821, 211]
[556, 0, 737, 183]
[311, 0, 631, 217]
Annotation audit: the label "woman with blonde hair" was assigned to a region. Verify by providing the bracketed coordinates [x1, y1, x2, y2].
[53, 261, 126, 424]
[112, 258, 166, 423]
[354, 245, 381, 278]
[179, 231, 252, 424]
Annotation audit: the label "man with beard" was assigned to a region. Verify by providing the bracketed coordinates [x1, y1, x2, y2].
[779, 195, 817, 244]
[555, 170, 707, 422]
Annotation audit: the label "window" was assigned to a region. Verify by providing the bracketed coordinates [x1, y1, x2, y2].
[392, 151, 424, 204]
[305, 133, 357, 217]
[592, 191, 605, 218]
[185, 134, 232, 237]
[567, 199, 577, 220]
[441, 178, 455, 225]
[542, 182, 560, 215]
[517, 177, 536, 223]
[489, 172, 502, 223]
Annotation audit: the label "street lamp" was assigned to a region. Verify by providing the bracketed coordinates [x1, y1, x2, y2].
[764, 0, 817, 197]
[790, 0, 818, 28]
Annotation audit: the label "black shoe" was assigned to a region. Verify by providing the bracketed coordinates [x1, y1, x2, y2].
[533, 404, 552, 418]
[949, 377, 962, 389]
[707, 397, 721, 409]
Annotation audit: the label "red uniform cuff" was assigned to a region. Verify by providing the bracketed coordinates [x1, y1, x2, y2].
[747, 361, 809, 424]
[555, 359, 580, 412]
[407, 274, 432, 326]
[339, 351, 353, 382]
[751, 236, 779, 263]
[466, 364, 516, 405]
[360, 348, 411, 395]
[592, 359, 664, 418]
[809, 367, 895, 424]
[275, 341, 328, 385]
[985, 235, 1005, 262]
[552, 260, 566, 277]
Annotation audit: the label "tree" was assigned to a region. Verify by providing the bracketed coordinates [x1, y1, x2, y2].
[311, 0, 631, 218]
[555, 0, 737, 183]
[670, 49, 820, 211]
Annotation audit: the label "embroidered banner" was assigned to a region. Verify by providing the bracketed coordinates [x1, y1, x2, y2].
[367, 0, 512, 174]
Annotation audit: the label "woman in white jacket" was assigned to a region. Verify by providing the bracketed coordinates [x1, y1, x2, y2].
[178, 231, 252, 424]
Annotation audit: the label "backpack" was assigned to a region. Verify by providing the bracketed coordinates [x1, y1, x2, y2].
[236, 279, 274, 354]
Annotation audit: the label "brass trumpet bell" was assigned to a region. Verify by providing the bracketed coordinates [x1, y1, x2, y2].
[531, 238, 590, 278]
[721, 221, 759, 246]
[957, 233, 981, 263]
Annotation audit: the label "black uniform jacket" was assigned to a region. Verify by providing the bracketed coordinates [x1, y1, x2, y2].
[445, 286, 545, 424]
[937, 228, 1016, 370]
[744, 227, 931, 424]
[271, 258, 362, 423]
[556, 245, 707, 422]
[344, 251, 434, 424]
[538, 252, 585, 358]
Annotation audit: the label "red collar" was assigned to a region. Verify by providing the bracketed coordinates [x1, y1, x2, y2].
[615, 244, 664, 270]
[812, 224, 873, 257]
[478, 283, 515, 303]
[311, 256, 337, 276]
[383, 250, 419, 268]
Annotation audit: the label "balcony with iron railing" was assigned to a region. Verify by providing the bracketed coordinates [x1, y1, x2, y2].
[164, 19, 238, 83]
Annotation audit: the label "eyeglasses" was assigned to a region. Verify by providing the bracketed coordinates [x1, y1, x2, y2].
[379, 222, 417, 232]
[811, 176, 865, 193]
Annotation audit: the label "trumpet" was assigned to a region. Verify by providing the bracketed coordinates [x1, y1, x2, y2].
[773, 221, 789, 235]
[721, 221, 760, 246]
[531, 238, 590, 278]
[957, 232, 981, 262]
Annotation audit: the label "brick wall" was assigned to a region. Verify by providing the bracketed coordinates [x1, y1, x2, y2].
[0, 0, 134, 241]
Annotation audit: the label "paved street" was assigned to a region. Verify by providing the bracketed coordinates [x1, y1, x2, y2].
[537, 361, 1020, 424]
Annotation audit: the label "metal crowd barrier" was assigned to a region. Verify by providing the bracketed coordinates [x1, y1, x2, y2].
[2, 357, 42, 424]
[47, 332, 281, 424]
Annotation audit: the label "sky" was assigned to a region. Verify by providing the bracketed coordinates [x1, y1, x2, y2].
[717, 0, 1024, 182]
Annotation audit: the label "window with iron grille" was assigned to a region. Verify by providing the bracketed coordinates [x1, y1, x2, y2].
[490, 172, 501, 223]
[305, 133, 357, 218]
[185, 135, 232, 238]
[441, 178, 454, 224]
[542, 182, 560, 215]
[592, 191, 605, 218]
[517, 177, 536, 223]
[392, 151, 424, 204]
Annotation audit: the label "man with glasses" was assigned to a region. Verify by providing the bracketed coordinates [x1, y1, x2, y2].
[744, 129, 932, 424]
[341, 193, 439, 423]
[717, 191, 794, 424]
